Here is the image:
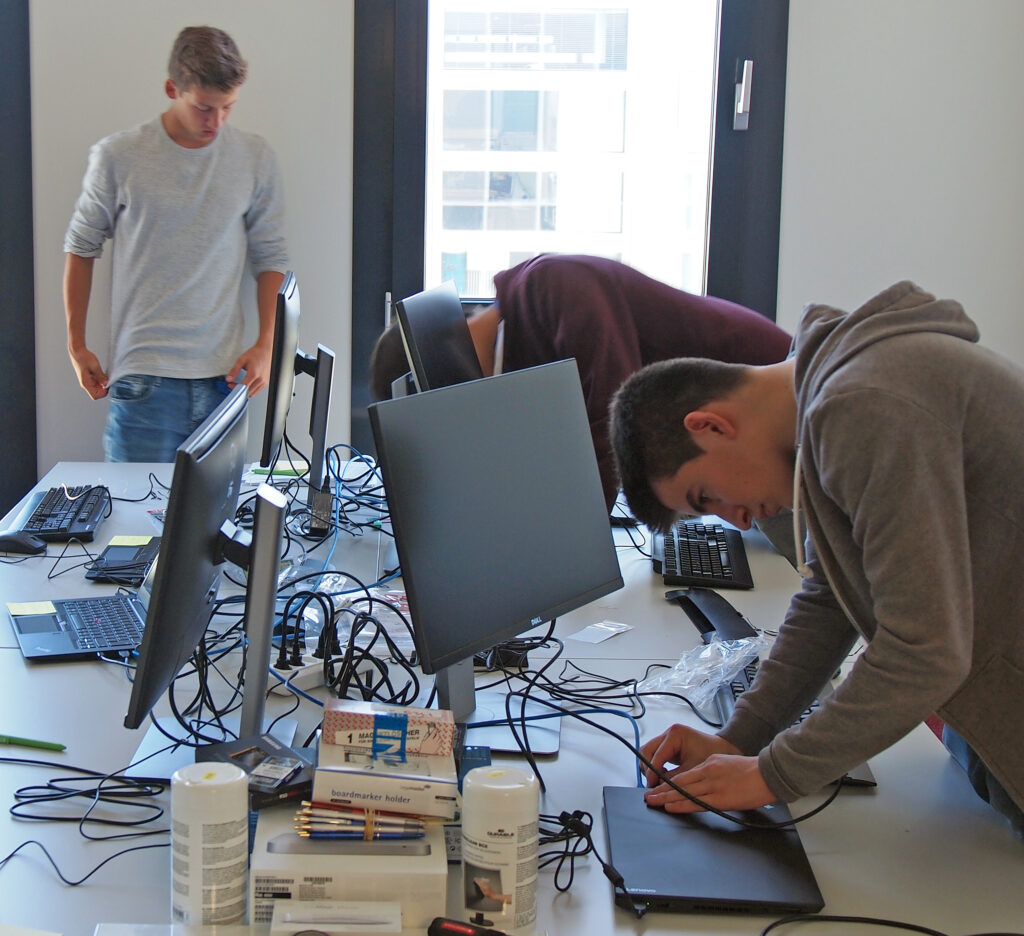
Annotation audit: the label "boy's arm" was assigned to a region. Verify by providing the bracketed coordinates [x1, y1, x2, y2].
[226, 270, 285, 396]
[64, 253, 108, 399]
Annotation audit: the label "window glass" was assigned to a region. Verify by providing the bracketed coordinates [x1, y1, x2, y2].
[425, 1, 717, 296]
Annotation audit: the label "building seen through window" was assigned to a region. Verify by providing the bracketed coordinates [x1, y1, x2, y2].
[425, 2, 718, 296]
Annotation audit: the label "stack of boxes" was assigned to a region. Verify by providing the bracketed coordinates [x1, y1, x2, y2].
[250, 700, 458, 930]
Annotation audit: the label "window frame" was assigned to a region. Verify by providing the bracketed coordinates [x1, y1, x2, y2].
[351, 0, 789, 454]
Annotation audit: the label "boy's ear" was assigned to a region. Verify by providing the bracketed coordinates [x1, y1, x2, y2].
[683, 409, 737, 440]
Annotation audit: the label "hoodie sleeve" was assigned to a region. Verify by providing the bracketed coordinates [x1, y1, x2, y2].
[741, 384, 976, 800]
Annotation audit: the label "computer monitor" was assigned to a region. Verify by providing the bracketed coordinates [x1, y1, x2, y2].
[368, 360, 623, 751]
[260, 271, 301, 468]
[298, 343, 335, 536]
[394, 280, 483, 394]
[259, 271, 336, 536]
[125, 385, 287, 745]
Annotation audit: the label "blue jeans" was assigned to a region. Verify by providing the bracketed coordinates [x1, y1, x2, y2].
[942, 724, 1024, 840]
[104, 375, 232, 463]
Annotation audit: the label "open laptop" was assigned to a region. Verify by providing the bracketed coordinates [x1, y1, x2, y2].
[603, 785, 824, 915]
[7, 557, 156, 661]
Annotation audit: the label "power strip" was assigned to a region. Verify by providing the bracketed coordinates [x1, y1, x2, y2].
[270, 653, 324, 694]
[270, 655, 382, 696]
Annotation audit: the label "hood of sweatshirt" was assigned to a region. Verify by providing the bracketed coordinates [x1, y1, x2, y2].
[788, 280, 980, 577]
[793, 280, 979, 418]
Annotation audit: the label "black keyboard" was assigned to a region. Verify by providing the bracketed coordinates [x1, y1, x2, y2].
[62, 596, 144, 651]
[653, 519, 753, 589]
[718, 658, 877, 787]
[21, 485, 108, 542]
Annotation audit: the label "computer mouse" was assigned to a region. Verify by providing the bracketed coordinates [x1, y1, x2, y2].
[0, 530, 47, 555]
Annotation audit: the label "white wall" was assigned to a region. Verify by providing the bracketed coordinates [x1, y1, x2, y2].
[30, 0, 353, 473]
[778, 0, 1024, 368]
[30, 1, 1024, 474]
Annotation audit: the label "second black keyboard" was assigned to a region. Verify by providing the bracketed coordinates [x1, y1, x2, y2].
[653, 518, 753, 589]
[21, 485, 108, 542]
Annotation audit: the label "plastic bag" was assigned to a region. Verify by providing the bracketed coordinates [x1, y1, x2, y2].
[637, 632, 774, 718]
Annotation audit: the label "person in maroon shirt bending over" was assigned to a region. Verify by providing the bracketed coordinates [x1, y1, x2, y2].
[370, 253, 792, 513]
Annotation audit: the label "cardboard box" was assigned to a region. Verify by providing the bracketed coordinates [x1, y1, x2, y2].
[321, 699, 455, 757]
[250, 804, 448, 928]
[313, 746, 459, 820]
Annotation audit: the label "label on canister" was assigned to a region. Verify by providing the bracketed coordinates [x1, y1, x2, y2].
[170, 761, 249, 924]
[460, 765, 539, 936]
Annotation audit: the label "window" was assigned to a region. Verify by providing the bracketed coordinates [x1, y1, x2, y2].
[425, 3, 716, 297]
[351, 0, 790, 453]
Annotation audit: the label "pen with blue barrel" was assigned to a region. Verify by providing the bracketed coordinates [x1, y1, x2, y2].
[296, 818, 425, 836]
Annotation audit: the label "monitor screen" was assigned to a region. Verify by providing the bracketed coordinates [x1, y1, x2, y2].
[260, 271, 301, 468]
[368, 360, 623, 727]
[125, 385, 251, 730]
[395, 281, 483, 392]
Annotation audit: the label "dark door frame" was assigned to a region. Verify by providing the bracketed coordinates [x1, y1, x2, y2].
[1, 0, 38, 514]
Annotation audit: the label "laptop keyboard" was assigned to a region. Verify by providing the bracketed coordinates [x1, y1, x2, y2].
[62, 596, 144, 651]
[21, 485, 108, 542]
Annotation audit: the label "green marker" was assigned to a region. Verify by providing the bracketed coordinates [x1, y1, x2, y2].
[0, 734, 66, 752]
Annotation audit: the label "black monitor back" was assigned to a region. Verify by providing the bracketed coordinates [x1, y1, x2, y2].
[369, 359, 622, 675]
[395, 281, 483, 392]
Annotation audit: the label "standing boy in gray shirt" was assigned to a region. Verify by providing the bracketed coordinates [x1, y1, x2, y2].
[63, 25, 289, 461]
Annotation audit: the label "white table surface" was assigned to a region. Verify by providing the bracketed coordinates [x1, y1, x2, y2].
[2, 463, 1023, 936]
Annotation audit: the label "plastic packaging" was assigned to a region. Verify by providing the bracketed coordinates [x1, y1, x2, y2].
[637, 632, 773, 717]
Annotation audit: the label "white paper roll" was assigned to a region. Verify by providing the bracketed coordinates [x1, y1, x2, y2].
[460, 765, 539, 936]
[170, 761, 249, 925]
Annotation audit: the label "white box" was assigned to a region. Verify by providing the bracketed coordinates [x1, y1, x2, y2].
[313, 746, 460, 820]
[250, 805, 448, 929]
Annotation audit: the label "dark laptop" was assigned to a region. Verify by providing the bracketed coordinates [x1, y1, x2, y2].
[603, 785, 824, 915]
[7, 558, 156, 661]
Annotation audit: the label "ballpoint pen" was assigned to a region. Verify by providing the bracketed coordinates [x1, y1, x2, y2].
[297, 829, 425, 840]
[295, 809, 425, 826]
[296, 816, 425, 829]
[300, 800, 426, 821]
[0, 734, 66, 752]
[296, 821, 427, 836]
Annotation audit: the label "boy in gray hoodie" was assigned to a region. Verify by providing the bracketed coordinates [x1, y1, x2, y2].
[610, 281, 1024, 837]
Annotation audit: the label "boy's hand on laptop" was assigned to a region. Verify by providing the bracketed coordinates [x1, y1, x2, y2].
[641, 724, 773, 813]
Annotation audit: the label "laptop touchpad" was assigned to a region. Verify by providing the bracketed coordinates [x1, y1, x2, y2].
[13, 614, 62, 634]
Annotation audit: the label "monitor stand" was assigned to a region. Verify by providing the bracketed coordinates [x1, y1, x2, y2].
[125, 716, 297, 783]
[436, 659, 561, 756]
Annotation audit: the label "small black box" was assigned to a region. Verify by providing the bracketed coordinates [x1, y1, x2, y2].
[201, 733, 314, 810]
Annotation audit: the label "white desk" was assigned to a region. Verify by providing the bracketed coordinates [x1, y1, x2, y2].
[3, 463, 1024, 935]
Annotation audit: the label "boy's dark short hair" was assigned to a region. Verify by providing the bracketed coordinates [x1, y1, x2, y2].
[609, 357, 748, 533]
[369, 322, 409, 402]
[169, 26, 247, 92]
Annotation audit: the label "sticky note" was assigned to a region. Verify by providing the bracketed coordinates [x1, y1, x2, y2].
[107, 535, 152, 547]
[6, 601, 57, 616]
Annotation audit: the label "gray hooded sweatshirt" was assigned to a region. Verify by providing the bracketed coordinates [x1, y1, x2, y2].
[718, 281, 1024, 812]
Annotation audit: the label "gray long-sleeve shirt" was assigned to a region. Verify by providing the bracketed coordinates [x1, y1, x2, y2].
[720, 281, 1024, 812]
[65, 117, 289, 385]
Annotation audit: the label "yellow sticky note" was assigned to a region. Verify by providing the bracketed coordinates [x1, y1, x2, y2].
[7, 601, 57, 616]
[107, 535, 152, 547]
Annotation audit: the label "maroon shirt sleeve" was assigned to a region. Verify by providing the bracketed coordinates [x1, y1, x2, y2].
[494, 255, 792, 510]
